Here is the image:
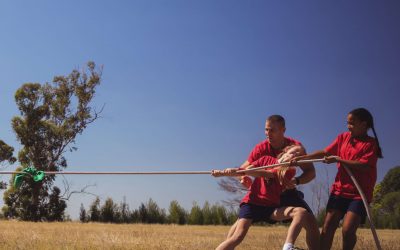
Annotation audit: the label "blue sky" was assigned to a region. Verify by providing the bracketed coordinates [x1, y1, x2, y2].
[1, 1, 399, 219]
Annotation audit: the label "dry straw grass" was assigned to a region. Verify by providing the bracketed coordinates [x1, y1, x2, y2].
[0, 221, 398, 249]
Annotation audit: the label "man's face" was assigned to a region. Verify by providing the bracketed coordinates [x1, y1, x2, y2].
[265, 120, 285, 144]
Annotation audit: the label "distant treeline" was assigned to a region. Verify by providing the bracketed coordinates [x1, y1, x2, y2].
[79, 167, 400, 229]
[79, 198, 238, 225]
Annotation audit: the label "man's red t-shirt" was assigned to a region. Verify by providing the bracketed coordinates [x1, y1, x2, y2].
[325, 132, 378, 202]
[241, 137, 300, 206]
[247, 137, 301, 163]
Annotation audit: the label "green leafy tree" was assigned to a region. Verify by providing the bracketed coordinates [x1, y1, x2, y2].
[0, 140, 16, 190]
[130, 208, 140, 223]
[226, 208, 238, 225]
[138, 203, 148, 223]
[211, 204, 228, 225]
[46, 186, 67, 221]
[146, 198, 166, 224]
[376, 166, 400, 202]
[188, 202, 203, 225]
[0, 140, 16, 165]
[89, 197, 101, 222]
[119, 196, 130, 223]
[202, 201, 213, 225]
[371, 166, 400, 228]
[168, 200, 187, 225]
[79, 203, 87, 223]
[101, 197, 118, 222]
[2, 62, 102, 221]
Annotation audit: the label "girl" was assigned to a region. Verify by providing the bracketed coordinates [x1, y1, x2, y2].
[292, 108, 383, 250]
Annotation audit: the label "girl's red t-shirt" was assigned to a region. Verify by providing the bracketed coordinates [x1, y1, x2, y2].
[325, 132, 378, 202]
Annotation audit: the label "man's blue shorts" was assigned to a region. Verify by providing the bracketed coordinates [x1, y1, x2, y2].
[326, 194, 367, 224]
[238, 203, 277, 223]
[280, 189, 313, 214]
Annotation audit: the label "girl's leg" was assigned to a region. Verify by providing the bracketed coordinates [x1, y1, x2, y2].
[271, 206, 319, 250]
[216, 218, 252, 250]
[341, 211, 361, 250]
[320, 209, 344, 250]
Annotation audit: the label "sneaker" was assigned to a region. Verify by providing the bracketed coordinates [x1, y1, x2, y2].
[289, 247, 305, 250]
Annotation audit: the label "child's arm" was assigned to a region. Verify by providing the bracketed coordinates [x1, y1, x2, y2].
[242, 156, 277, 178]
[291, 150, 327, 162]
[292, 151, 373, 172]
[245, 169, 275, 178]
[325, 156, 372, 172]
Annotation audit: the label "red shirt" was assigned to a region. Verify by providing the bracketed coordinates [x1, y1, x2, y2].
[325, 132, 378, 202]
[241, 137, 300, 206]
[247, 137, 302, 162]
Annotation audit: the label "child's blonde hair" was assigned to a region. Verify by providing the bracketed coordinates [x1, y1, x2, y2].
[275, 144, 305, 185]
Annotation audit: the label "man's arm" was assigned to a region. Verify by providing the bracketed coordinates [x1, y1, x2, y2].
[296, 162, 316, 184]
[285, 148, 321, 189]
[239, 160, 251, 169]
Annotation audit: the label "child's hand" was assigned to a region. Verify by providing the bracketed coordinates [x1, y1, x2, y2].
[224, 168, 238, 175]
[323, 156, 340, 164]
[240, 176, 253, 189]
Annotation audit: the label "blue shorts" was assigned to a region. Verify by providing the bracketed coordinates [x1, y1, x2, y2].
[280, 189, 313, 214]
[267, 189, 314, 224]
[239, 203, 277, 223]
[327, 194, 367, 224]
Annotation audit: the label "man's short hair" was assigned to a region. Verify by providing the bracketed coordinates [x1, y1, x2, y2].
[267, 115, 285, 128]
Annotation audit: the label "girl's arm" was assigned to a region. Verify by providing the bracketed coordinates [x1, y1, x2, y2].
[325, 156, 371, 172]
[292, 152, 372, 172]
[291, 150, 328, 161]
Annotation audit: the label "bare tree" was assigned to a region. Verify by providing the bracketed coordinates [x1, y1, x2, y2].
[310, 165, 330, 214]
[218, 177, 247, 209]
[59, 176, 97, 201]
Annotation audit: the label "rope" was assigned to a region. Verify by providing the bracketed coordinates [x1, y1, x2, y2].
[1, 171, 211, 175]
[0, 159, 325, 176]
[236, 158, 325, 174]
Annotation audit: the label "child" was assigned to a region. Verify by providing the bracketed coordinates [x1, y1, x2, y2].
[240, 144, 306, 188]
[212, 144, 314, 250]
[291, 108, 382, 250]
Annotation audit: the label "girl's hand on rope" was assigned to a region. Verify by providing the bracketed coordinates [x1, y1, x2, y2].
[323, 155, 341, 164]
[289, 155, 308, 166]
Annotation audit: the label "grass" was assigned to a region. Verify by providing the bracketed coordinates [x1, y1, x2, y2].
[0, 221, 399, 249]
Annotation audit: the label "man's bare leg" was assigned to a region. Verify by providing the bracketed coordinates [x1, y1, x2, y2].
[226, 220, 238, 239]
[216, 218, 252, 250]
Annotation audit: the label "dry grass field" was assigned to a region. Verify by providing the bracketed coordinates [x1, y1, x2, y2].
[0, 221, 398, 249]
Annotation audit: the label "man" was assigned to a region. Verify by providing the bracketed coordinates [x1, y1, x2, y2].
[242, 115, 316, 212]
